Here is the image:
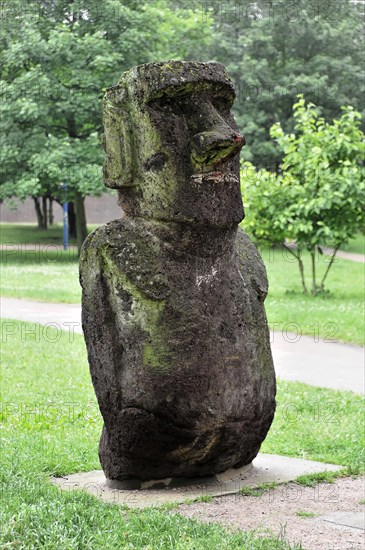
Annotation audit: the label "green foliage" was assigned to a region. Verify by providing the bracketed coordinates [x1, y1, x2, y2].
[270, 97, 364, 248]
[241, 162, 288, 243]
[241, 97, 365, 294]
[0, 0, 211, 207]
[204, 0, 365, 168]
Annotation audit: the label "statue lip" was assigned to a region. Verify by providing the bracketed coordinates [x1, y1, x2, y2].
[191, 171, 239, 185]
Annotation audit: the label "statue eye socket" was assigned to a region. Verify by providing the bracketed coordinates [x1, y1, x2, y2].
[210, 95, 233, 112]
[149, 92, 233, 122]
[149, 97, 184, 116]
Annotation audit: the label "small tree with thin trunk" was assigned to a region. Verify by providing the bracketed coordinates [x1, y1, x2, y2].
[241, 96, 365, 295]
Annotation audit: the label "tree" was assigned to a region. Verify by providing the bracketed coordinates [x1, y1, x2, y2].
[203, 0, 365, 169]
[241, 97, 365, 295]
[0, 0, 211, 248]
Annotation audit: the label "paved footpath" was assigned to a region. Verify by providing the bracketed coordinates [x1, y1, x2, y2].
[322, 247, 365, 263]
[1, 296, 364, 395]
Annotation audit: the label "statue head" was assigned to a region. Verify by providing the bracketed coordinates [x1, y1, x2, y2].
[103, 61, 245, 228]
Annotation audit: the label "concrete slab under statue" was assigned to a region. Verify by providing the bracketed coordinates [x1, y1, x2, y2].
[79, 60, 276, 485]
[51, 454, 342, 509]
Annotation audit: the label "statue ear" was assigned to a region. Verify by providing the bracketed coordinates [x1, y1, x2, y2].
[103, 98, 137, 189]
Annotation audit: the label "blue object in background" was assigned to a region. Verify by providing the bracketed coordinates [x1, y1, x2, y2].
[62, 183, 69, 250]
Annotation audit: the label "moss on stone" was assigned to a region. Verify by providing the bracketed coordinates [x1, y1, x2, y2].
[191, 134, 240, 171]
[101, 250, 172, 372]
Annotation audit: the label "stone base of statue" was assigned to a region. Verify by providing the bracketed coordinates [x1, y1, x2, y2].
[104, 462, 254, 491]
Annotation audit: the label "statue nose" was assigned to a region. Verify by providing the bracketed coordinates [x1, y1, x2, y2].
[191, 124, 245, 170]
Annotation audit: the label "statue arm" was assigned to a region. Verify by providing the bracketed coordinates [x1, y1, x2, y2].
[79, 227, 128, 426]
[236, 227, 269, 303]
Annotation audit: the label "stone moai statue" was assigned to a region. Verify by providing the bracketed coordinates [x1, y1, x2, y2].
[80, 61, 276, 487]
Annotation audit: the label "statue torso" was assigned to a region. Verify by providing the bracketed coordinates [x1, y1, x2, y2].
[80, 218, 273, 422]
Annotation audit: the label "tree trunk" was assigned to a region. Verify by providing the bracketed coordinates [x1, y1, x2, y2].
[33, 197, 46, 230]
[48, 197, 54, 226]
[311, 249, 317, 296]
[75, 191, 88, 253]
[282, 243, 308, 294]
[298, 256, 308, 294]
[319, 247, 339, 292]
[41, 196, 48, 230]
[68, 201, 77, 238]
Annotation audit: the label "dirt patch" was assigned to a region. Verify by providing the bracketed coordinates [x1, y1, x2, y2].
[177, 476, 365, 550]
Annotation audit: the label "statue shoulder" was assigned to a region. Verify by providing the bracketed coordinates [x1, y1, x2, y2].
[80, 218, 169, 301]
[79, 218, 128, 275]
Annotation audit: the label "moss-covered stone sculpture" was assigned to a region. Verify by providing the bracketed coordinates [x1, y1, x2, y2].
[80, 61, 276, 486]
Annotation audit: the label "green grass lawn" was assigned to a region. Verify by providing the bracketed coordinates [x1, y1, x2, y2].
[0, 223, 99, 302]
[0, 320, 311, 550]
[341, 233, 365, 255]
[1, 248, 81, 303]
[261, 247, 364, 345]
[261, 379, 364, 469]
[0, 222, 77, 245]
[0, 222, 100, 245]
